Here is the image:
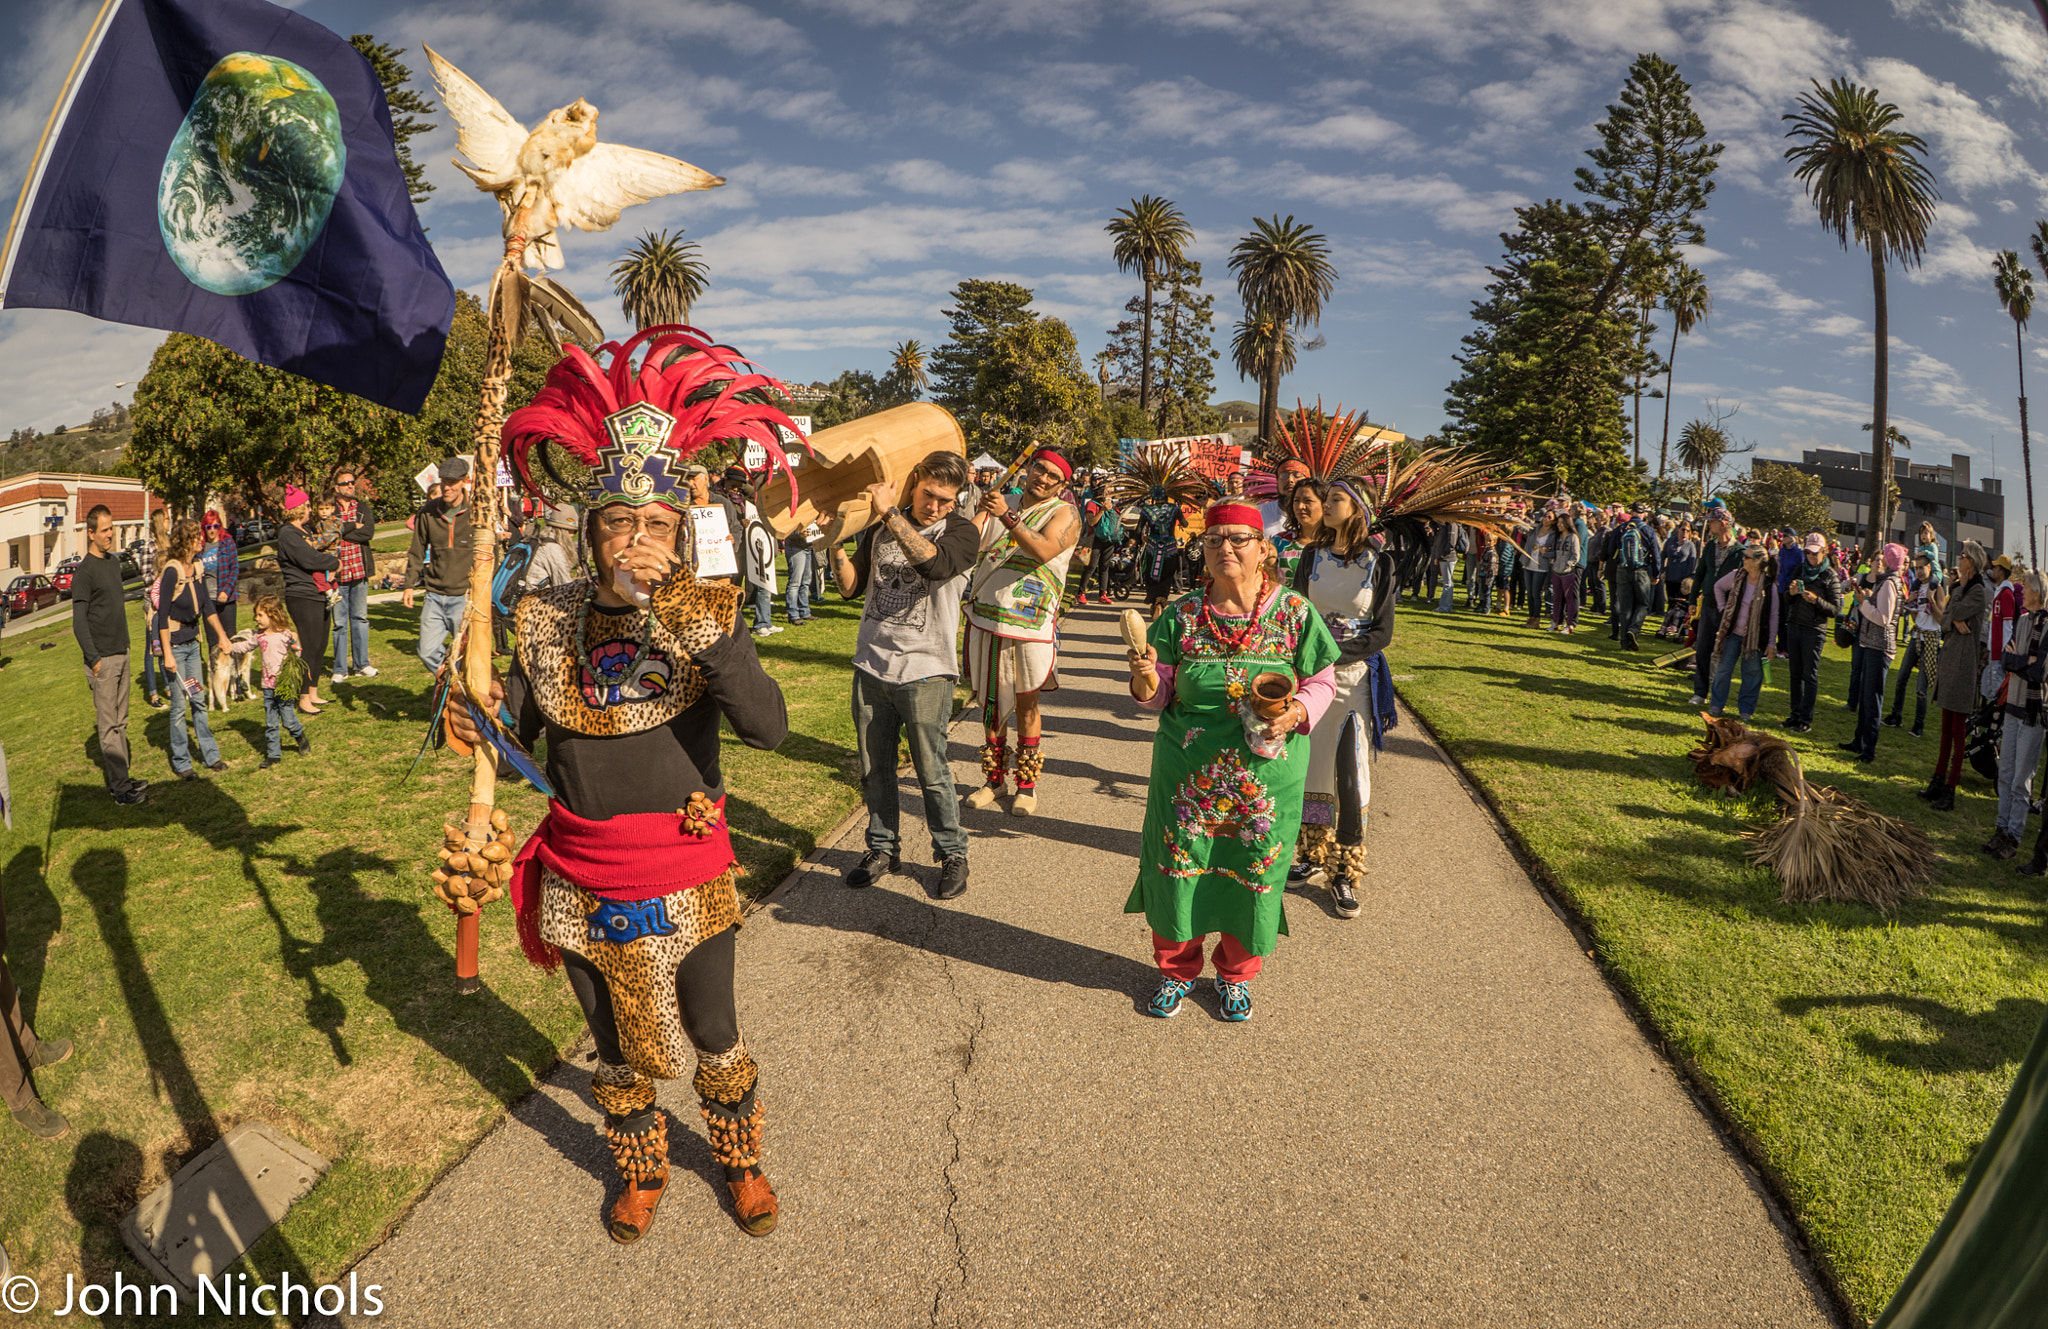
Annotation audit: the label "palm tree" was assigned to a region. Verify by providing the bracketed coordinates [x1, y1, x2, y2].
[1229, 215, 1337, 444]
[1230, 310, 1296, 407]
[1783, 78, 1940, 556]
[610, 229, 710, 330]
[889, 338, 930, 400]
[1677, 418, 1727, 496]
[1658, 265, 1711, 479]
[1997, 248, 2038, 566]
[1105, 197, 1193, 424]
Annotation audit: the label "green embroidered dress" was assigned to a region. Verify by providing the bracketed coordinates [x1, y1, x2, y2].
[1123, 585, 1340, 956]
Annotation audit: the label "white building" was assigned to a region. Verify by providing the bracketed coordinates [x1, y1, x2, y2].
[0, 473, 162, 574]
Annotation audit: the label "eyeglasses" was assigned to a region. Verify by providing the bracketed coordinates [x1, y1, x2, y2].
[335, 477, 356, 486]
[1200, 533, 1261, 551]
[598, 512, 680, 539]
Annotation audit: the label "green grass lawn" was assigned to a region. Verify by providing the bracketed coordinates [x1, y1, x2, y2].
[0, 586, 861, 1323]
[1388, 596, 2048, 1320]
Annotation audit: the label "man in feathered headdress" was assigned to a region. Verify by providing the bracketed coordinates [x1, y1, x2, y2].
[450, 326, 802, 1245]
[965, 447, 1081, 816]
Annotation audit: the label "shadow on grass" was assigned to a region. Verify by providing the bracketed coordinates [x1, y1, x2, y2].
[3, 845, 57, 1028]
[67, 845, 314, 1307]
[1778, 992, 2046, 1074]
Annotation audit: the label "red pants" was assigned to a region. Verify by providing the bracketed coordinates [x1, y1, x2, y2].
[1936, 708, 1969, 786]
[1152, 931, 1263, 982]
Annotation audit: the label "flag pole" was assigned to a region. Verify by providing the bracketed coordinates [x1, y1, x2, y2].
[0, 0, 122, 299]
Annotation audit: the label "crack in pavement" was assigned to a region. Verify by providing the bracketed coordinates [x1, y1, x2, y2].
[925, 904, 988, 1329]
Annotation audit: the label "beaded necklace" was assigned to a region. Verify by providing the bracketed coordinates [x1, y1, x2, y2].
[1197, 575, 1271, 656]
[574, 584, 654, 686]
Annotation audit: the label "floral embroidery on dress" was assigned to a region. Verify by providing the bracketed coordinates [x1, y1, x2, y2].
[1173, 590, 1310, 662]
[1180, 726, 1205, 749]
[1162, 750, 1281, 891]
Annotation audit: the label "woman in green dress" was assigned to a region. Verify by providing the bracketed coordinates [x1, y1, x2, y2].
[1124, 501, 1341, 1021]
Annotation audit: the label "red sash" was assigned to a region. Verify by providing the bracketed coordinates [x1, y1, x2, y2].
[511, 798, 734, 970]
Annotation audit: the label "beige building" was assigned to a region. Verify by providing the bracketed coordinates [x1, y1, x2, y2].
[0, 472, 163, 574]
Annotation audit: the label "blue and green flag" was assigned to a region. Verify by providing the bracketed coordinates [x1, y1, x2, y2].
[0, 0, 453, 413]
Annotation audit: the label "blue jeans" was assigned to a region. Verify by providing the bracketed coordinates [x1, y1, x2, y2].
[785, 547, 814, 621]
[330, 579, 370, 674]
[1848, 646, 1890, 756]
[1437, 556, 1458, 612]
[262, 686, 305, 759]
[1997, 715, 2048, 839]
[167, 639, 221, 772]
[750, 584, 774, 631]
[417, 591, 467, 672]
[853, 669, 967, 861]
[1709, 636, 1763, 718]
[1523, 569, 1550, 620]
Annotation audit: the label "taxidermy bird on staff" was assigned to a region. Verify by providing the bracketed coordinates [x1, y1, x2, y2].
[419, 45, 726, 992]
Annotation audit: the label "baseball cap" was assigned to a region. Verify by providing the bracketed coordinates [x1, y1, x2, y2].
[683, 463, 710, 478]
[1804, 532, 1826, 552]
[1994, 554, 2015, 571]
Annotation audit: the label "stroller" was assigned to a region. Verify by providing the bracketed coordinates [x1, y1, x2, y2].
[1107, 538, 1141, 601]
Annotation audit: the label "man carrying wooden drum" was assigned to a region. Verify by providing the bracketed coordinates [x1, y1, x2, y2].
[964, 448, 1080, 816]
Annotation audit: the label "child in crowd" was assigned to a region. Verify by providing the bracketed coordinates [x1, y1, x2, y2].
[1657, 577, 1695, 640]
[243, 595, 311, 769]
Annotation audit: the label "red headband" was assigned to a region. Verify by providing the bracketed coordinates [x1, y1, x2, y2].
[1205, 502, 1263, 531]
[1030, 449, 1072, 479]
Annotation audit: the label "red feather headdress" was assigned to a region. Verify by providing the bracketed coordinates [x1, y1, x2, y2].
[501, 324, 807, 508]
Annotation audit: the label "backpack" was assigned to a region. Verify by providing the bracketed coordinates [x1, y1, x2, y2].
[491, 536, 538, 620]
[1095, 504, 1122, 543]
[1619, 522, 1651, 572]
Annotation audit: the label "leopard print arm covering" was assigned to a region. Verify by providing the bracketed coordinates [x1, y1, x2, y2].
[651, 574, 745, 659]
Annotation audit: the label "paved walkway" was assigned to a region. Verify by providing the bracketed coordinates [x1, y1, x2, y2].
[333, 607, 1837, 1328]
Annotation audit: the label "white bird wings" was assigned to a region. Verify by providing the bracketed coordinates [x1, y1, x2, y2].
[422, 45, 526, 187]
[553, 144, 724, 233]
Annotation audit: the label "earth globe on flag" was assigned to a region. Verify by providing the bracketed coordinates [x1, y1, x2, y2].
[157, 52, 346, 296]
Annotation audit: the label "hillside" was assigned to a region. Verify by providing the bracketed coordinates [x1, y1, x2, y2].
[0, 419, 132, 481]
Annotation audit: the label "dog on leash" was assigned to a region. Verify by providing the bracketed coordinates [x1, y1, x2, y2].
[209, 632, 258, 711]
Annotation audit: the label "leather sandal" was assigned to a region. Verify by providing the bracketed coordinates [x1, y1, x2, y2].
[727, 1168, 779, 1236]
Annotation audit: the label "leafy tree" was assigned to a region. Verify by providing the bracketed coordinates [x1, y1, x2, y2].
[1727, 461, 1832, 535]
[1784, 77, 1940, 556]
[348, 36, 436, 206]
[1996, 248, 2037, 566]
[1658, 264, 1710, 478]
[129, 292, 555, 511]
[1229, 216, 1336, 443]
[1105, 196, 1193, 424]
[932, 279, 1036, 419]
[1230, 308, 1295, 427]
[1442, 200, 1640, 499]
[805, 370, 884, 430]
[1624, 264, 1668, 467]
[611, 229, 709, 330]
[969, 315, 1103, 464]
[1155, 258, 1222, 435]
[1555, 53, 1721, 364]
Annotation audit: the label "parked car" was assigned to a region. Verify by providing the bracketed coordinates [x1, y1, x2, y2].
[6, 575, 60, 617]
[234, 518, 278, 549]
[52, 556, 80, 598]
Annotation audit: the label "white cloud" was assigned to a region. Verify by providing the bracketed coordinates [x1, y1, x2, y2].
[1894, 0, 2048, 108]
[697, 204, 1105, 279]
[1242, 162, 1526, 233]
[1337, 239, 1493, 297]
[1907, 202, 2003, 286]
[1715, 267, 1822, 315]
[0, 314, 163, 434]
[1860, 57, 2048, 199]
[1811, 314, 1867, 337]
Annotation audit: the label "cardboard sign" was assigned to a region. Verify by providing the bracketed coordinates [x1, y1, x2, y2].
[413, 463, 440, 495]
[689, 505, 738, 578]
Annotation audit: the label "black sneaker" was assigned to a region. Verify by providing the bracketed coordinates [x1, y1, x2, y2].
[297, 736, 312, 756]
[844, 850, 898, 889]
[1838, 741, 1863, 754]
[933, 855, 969, 900]
[1929, 785, 1956, 812]
[112, 787, 148, 806]
[1330, 876, 1361, 919]
[259, 757, 280, 770]
[1881, 714, 1902, 728]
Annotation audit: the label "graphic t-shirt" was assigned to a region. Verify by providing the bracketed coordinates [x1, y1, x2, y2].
[851, 511, 980, 684]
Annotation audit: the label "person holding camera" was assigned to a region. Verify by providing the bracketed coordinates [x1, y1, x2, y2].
[1780, 531, 1842, 733]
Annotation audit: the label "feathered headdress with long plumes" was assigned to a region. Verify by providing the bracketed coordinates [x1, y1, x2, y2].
[1246, 400, 1389, 498]
[1687, 715, 1934, 911]
[1103, 440, 1213, 509]
[501, 324, 807, 508]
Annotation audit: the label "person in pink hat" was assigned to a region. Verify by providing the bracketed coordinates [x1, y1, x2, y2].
[275, 484, 340, 714]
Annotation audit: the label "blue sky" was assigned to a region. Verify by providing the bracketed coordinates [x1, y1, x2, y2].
[6, 0, 2048, 511]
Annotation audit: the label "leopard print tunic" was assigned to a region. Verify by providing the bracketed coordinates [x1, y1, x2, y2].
[539, 864, 745, 1078]
[513, 576, 742, 737]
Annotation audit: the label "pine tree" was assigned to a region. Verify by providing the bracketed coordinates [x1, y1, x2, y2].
[931, 279, 1036, 416]
[1155, 259, 1221, 435]
[349, 36, 438, 206]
